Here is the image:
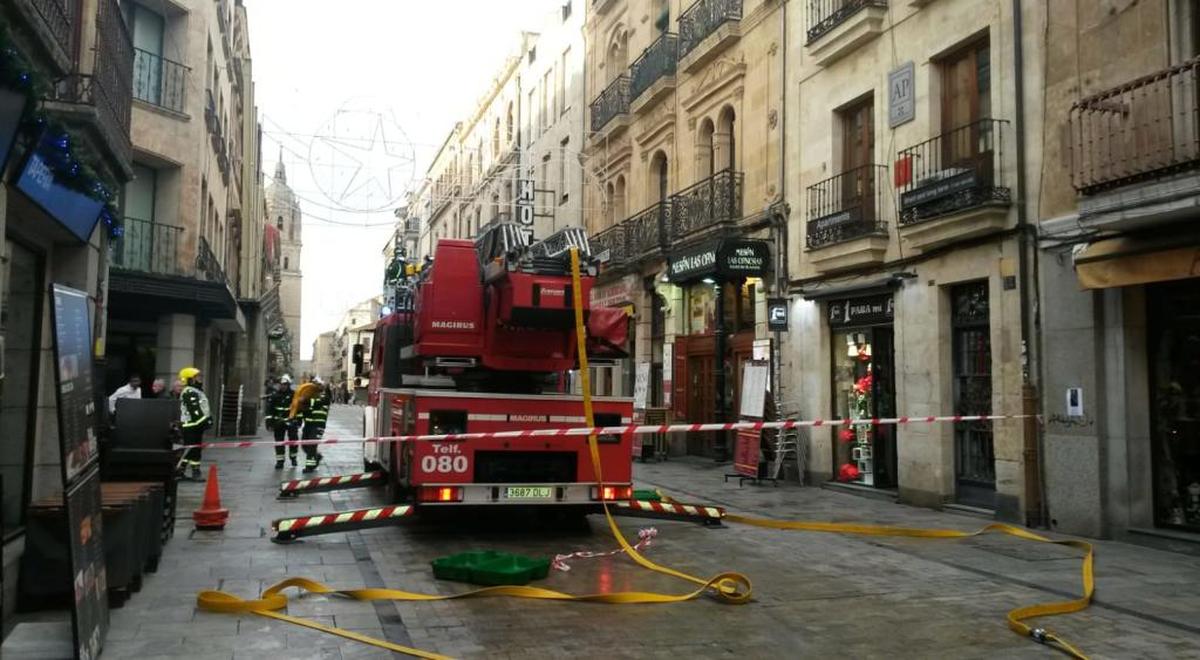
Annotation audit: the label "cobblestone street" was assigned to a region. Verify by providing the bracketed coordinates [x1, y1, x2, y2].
[22, 404, 1198, 659]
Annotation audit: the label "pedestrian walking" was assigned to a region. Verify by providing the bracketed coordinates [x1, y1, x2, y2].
[178, 367, 212, 481]
[300, 377, 329, 473]
[107, 374, 142, 416]
[267, 374, 300, 469]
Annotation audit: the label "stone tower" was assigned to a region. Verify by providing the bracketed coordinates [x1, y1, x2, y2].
[266, 156, 303, 371]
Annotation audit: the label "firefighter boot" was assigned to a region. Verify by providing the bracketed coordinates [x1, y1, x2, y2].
[290, 452, 298, 468]
[274, 459, 285, 470]
[191, 465, 204, 481]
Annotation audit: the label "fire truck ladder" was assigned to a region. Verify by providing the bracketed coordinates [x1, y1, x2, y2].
[609, 499, 726, 527]
[270, 504, 415, 543]
[277, 471, 388, 499]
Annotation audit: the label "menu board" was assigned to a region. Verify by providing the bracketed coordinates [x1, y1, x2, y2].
[51, 284, 99, 485]
[739, 360, 769, 419]
[65, 467, 108, 660]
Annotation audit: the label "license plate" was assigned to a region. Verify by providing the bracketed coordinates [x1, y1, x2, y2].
[505, 486, 553, 500]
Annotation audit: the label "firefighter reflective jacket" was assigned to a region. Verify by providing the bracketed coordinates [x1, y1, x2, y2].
[266, 388, 294, 424]
[303, 391, 330, 429]
[180, 385, 211, 429]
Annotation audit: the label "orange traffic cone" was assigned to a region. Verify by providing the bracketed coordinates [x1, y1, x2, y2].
[193, 465, 230, 530]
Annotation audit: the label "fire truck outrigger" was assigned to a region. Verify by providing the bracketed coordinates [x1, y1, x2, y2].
[271, 224, 644, 541]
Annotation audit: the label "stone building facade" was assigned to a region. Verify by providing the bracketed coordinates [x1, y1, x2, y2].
[583, 0, 785, 457]
[0, 0, 135, 618]
[781, 0, 1036, 520]
[106, 0, 269, 432]
[1035, 0, 1200, 543]
[266, 157, 302, 372]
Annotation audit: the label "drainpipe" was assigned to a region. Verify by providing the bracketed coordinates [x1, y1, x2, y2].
[772, 0, 790, 407]
[1011, 0, 1046, 528]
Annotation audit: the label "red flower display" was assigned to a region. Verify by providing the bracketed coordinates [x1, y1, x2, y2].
[837, 463, 861, 482]
[852, 372, 874, 396]
[838, 428, 857, 443]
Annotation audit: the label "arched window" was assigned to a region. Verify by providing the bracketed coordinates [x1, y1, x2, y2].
[696, 118, 715, 179]
[650, 150, 669, 203]
[506, 103, 515, 143]
[614, 175, 627, 222]
[606, 29, 628, 83]
[717, 106, 736, 173]
[605, 181, 616, 226]
[492, 118, 501, 160]
[276, 215, 283, 229]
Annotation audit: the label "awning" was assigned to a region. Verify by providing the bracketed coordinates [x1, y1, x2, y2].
[1074, 235, 1200, 289]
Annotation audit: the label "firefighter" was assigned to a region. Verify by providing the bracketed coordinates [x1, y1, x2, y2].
[300, 377, 329, 473]
[267, 374, 300, 469]
[178, 367, 212, 481]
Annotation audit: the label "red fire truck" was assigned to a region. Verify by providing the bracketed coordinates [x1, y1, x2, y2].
[363, 224, 634, 511]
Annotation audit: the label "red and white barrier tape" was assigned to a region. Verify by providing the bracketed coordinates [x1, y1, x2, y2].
[176, 414, 1037, 451]
[553, 527, 658, 572]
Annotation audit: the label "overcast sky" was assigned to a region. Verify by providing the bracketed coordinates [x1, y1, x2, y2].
[244, 0, 562, 360]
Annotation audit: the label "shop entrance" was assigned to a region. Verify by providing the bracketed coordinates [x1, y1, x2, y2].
[1149, 279, 1200, 532]
[831, 326, 898, 488]
[951, 281, 995, 508]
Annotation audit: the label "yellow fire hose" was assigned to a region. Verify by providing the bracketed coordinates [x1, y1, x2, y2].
[196, 249, 1092, 659]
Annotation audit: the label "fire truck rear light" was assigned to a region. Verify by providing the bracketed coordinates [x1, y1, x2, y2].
[591, 485, 632, 501]
[419, 487, 463, 503]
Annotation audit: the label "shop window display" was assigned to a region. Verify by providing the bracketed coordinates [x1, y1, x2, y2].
[1149, 280, 1200, 532]
[831, 328, 897, 487]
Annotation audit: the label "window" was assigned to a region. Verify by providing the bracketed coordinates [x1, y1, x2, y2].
[127, 4, 165, 106]
[556, 54, 566, 116]
[0, 240, 43, 533]
[562, 0, 572, 21]
[837, 95, 876, 222]
[559, 137, 569, 204]
[284, 256, 289, 270]
[126, 163, 158, 222]
[526, 90, 535, 146]
[540, 74, 550, 135]
[941, 38, 991, 132]
[276, 215, 283, 229]
[528, 46, 537, 64]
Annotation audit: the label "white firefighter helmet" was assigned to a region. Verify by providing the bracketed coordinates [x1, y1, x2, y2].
[280, 374, 293, 384]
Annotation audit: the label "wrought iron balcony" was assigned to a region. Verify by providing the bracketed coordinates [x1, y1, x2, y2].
[806, 165, 889, 248]
[590, 75, 630, 133]
[630, 33, 678, 102]
[807, 0, 887, 43]
[1069, 57, 1200, 194]
[197, 236, 233, 290]
[670, 169, 743, 241]
[132, 48, 188, 113]
[626, 200, 671, 258]
[110, 217, 185, 275]
[592, 222, 629, 268]
[896, 118, 1010, 225]
[46, 0, 133, 167]
[678, 0, 742, 62]
[24, 0, 80, 67]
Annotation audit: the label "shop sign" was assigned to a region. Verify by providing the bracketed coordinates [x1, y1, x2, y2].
[17, 130, 106, 243]
[828, 293, 894, 328]
[767, 297, 789, 331]
[590, 274, 637, 308]
[900, 169, 977, 211]
[667, 240, 771, 283]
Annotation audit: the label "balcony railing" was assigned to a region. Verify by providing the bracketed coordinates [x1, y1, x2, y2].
[590, 75, 630, 133]
[592, 222, 629, 267]
[29, 0, 80, 61]
[678, 0, 742, 61]
[49, 0, 133, 164]
[132, 48, 188, 113]
[806, 165, 889, 248]
[627, 200, 671, 257]
[197, 236, 232, 289]
[110, 217, 185, 275]
[671, 168, 743, 240]
[630, 33, 678, 102]
[807, 0, 887, 43]
[1069, 57, 1200, 194]
[896, 118, 1010, 225]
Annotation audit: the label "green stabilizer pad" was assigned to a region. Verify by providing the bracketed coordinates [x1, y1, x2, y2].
[431, 551, 552, 586]
[632, 489, 662, 501]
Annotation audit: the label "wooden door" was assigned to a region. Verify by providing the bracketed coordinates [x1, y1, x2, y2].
[941, 40, 992, 176]
[687, 355, 715, 455]
[840, 96, 875, 220]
